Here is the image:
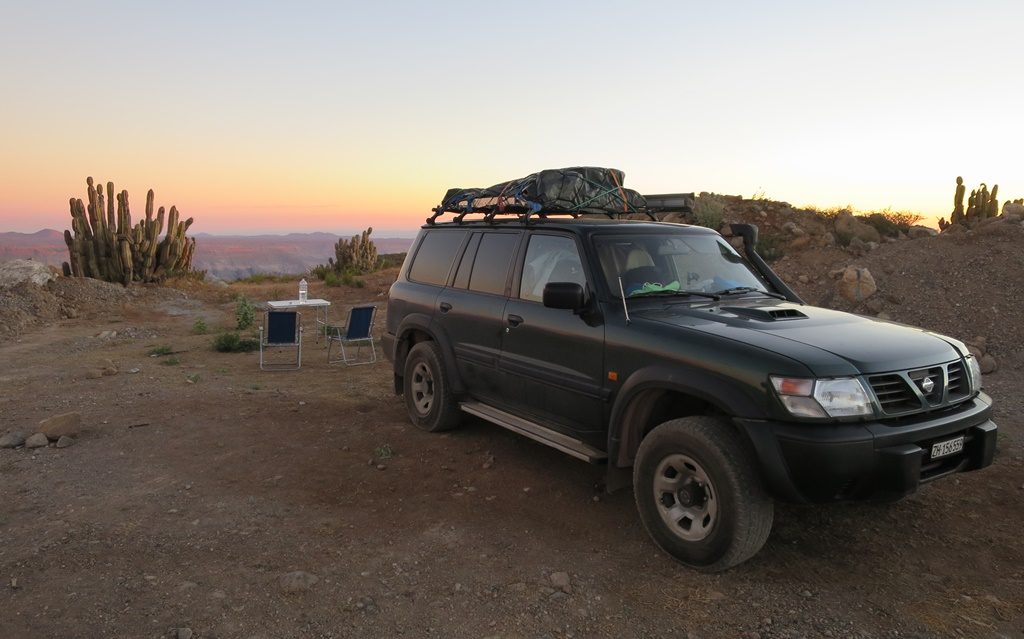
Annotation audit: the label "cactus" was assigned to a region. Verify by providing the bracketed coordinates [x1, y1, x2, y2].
[949, 177, 1000, 228]
[328, 227, 379, 274]
[61, 177, 196, 285]
[950, 176, 966, 225]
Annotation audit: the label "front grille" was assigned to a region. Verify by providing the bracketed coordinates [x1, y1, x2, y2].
[868, 374, 920, 413]
[867, 360, 972, 417]
[947, 361, 968, 400]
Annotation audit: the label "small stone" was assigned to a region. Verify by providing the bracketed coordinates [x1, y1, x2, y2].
[85, 369, 104, 379]
[38, 412, 82, 439]
[280, 570, 319, 593]
[25, 433, 49, 448]
[55, 435, 75, 449]
[210, 589, 227, 599]
[800, 589, 813, 598]
[797, 275, 809, 284]
[980, 354, 998, 374]
[0, 431, 27, 448]
[376, 464, 387, 471]
[550, 571, 571, 593]
[128, 368, 141, 374]
[549, 591, 569, 601]
[175, 629, 193, 639]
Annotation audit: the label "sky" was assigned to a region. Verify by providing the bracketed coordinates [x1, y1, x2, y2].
[0, 0, 1021, 235]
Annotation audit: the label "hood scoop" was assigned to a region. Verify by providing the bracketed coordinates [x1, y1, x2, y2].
[721, 306, 808, 321]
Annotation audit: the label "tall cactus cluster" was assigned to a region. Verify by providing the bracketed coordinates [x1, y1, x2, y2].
[327, 227, 379, 274]
[940, 176, 1000, 230]
[62, 177, 196, 285]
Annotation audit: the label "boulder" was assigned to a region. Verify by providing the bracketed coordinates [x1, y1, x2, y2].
[980, 354, 998, 374]
[39, 412, 82, 440]
[25, 433, 49, 448]
[833, 211, 881, 244]
[0, 431, 27, 448]
[837, 267, 877, 303]
[0, 260, 55, 288]
[1001, 202, 1024, 217]
[847, 236, 868, 256]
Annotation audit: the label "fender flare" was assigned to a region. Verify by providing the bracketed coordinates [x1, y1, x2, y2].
[607, 364, 766, 468]
[393, 314, 465, 394]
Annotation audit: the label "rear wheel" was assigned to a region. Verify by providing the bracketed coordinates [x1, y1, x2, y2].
[633, 416, 773, 572]
[403, 341, 461, 432]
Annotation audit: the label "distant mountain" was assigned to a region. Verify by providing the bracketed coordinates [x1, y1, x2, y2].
[0, 230, 414, 280]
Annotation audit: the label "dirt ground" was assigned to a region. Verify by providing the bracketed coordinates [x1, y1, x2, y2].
[1, 265, 1022, 639]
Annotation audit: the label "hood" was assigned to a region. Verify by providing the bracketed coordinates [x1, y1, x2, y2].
[633, 298, 962, 375]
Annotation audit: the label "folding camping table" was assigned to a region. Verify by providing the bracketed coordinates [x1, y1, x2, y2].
[265, 298, 331, 342]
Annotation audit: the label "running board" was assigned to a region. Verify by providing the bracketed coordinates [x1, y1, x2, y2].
[460, 401, 607, 463]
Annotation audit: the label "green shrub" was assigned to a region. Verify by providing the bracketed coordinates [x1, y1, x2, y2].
[858, 213, 900, 238]
[692, 198, 725, 230]
[148, 345, 173, 356]
[192, 319, 208, 335]
[213, 332, 259, 353]
[160, 356, 181, 366]
[755, 234, 787, 262]
[235, 297, 255, 330]
[834, 230, 854, 247]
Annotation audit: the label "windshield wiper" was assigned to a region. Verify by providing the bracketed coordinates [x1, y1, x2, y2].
[629, 290, 721, 301]
[712, 286, 787, 300]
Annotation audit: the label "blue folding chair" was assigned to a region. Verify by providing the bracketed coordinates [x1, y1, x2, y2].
[326, 305, 377, 366]
[259, 310, 303, 370]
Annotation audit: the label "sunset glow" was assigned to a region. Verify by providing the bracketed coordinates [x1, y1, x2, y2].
[1, 1, 1020, 234]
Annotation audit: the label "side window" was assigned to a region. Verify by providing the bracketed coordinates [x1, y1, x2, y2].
[408, 230, 468, 286]
[519, 234, 586, 302]
[452, 233, 481, 289]
[468, 233, 519, 296]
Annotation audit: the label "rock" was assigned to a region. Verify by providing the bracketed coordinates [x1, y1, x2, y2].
[101, 359, 118, 376]
[837, 267, 877, 303]
[847, 236, 867, 256]
[942, 223, 967, 235]
[280, 570, 319, 593]
[833, 211, 881, 244]
[39, 412, 81, 439]
[864, 298, 883, 314]
[0, 431, 27, 448]
[908, 225, 938, 239]
[85, 369, 104, 379]
[25, 433, 49, 448]
[1004, 202, 1024, 216]
[56, 435, 75, 449]
[550, 571, 572, 594]
[797, 275, 809, 284]
[822, 232, 836, 247]
[980, 354, 998, 374]
[0, 259, 56, 288]
[174, 629, 193, 639]
[967, 345, 983, 360]
[787, 236, 811, 250]
[128, 368, 141, 374]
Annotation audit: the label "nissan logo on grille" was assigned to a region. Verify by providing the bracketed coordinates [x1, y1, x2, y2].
[919, 377, 935, 393]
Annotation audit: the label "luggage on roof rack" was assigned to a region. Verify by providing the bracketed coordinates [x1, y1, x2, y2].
[428, 167, 650, 224]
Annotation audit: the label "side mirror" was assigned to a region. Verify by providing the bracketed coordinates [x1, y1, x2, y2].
[543, 282, 586, 310]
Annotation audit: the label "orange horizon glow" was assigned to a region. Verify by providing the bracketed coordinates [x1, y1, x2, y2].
[1, 2, 1020, 236]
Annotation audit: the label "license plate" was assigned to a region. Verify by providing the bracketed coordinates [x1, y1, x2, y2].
[930, 436, 964, 459]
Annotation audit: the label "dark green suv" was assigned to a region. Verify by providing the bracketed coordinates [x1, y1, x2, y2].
[383, 188, 997, 572]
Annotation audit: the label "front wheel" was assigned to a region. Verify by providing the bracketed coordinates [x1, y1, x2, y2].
[402, 341, 461, 432]
[633, 416, 773, 572]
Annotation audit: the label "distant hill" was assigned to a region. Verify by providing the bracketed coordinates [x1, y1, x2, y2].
[0, 230, 414, 280]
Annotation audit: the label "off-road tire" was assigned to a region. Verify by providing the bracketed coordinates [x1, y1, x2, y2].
[403, 341, 461, 432]
[633, 416, 773, 572]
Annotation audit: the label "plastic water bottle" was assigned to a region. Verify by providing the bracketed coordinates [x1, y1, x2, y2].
[299, 278, 308, 303]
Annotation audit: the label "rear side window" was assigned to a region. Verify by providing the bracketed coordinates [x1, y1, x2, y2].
[408, 230, 468, 285]
[468, 233, 519, 296]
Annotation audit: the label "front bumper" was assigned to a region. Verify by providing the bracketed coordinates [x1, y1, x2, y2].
[736, 392, 997, 503]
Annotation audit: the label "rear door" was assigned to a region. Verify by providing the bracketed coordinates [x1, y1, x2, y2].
[434, 230, 522, 403]
[498, 231, 606, 438]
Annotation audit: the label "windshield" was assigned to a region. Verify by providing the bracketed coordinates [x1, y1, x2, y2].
[594, 233, 769, 298]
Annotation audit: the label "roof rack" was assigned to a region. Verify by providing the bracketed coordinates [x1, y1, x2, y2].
[425, 168, 696, 225]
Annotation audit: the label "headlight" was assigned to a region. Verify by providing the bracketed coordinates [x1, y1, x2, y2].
[966, 355, 982, 392]
[771, 376, 873, 418]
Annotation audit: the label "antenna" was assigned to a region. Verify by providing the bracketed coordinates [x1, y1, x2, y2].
[618, 277, 631, 325]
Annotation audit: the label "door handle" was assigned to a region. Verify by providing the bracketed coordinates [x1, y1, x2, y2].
[507, 314, 524, 327]
[439, 302, 452, 313]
